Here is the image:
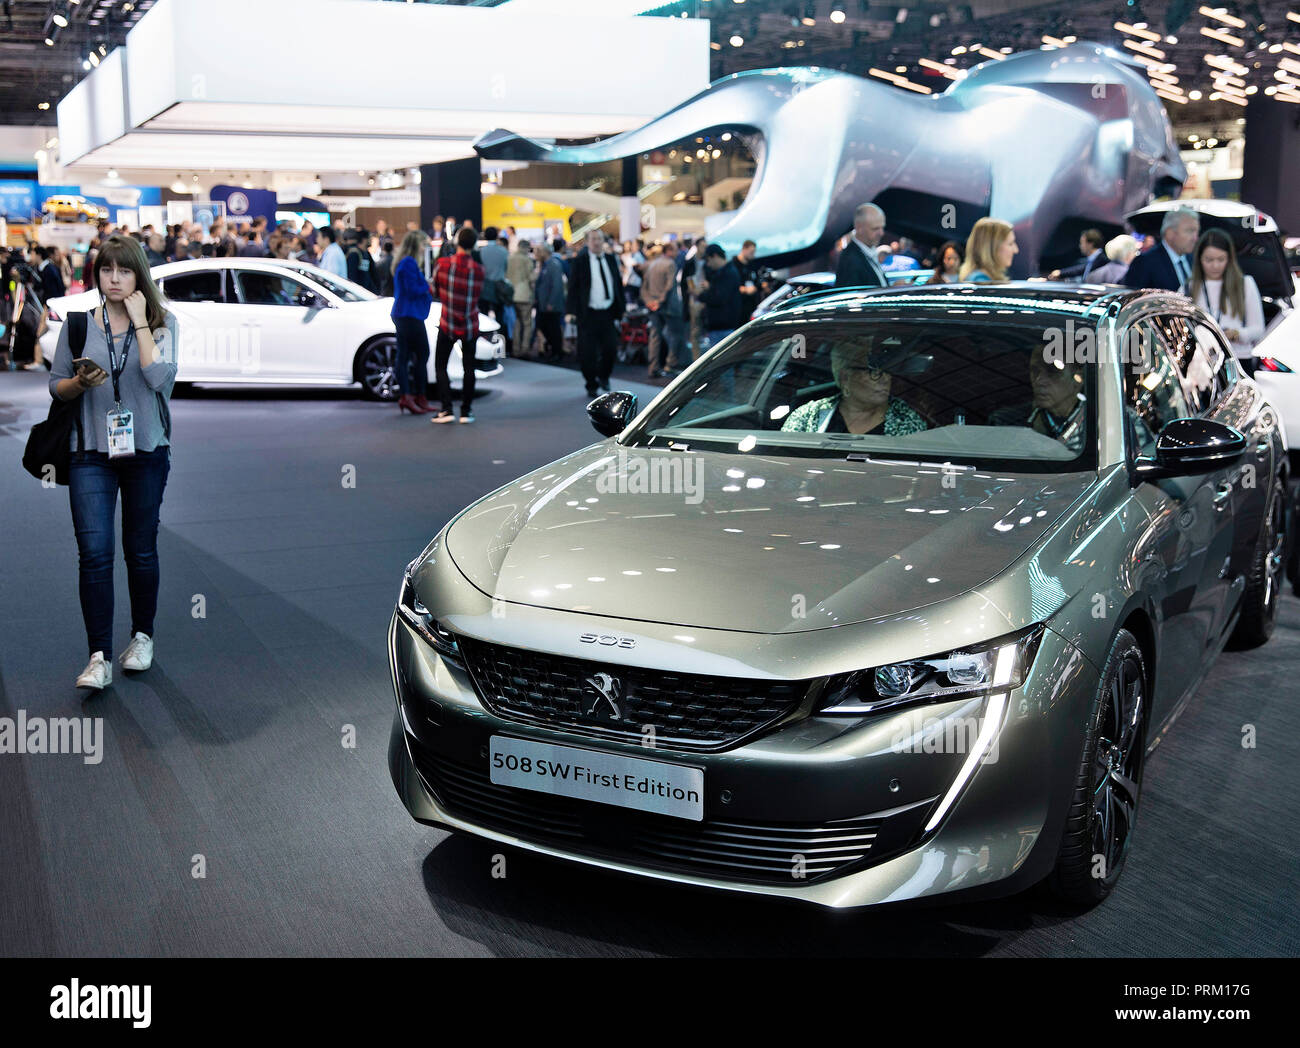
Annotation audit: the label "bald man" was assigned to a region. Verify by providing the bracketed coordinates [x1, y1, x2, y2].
[834, 203, 889, 289]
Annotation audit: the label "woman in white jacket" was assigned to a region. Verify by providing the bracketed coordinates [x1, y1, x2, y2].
[1185, 229, 1265, 373]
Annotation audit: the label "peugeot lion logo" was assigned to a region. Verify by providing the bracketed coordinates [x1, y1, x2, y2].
[583, 672, 624, 722]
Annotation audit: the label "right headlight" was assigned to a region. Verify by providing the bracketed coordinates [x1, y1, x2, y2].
[818, 627, 1043, 716]
[397, 564, 461, 664]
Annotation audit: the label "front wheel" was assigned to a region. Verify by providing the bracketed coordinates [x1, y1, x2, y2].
[357, 337, 400, 401]
[1045, 629, 1147, 906]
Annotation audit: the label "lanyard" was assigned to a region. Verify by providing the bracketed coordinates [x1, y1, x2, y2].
[1200, 285, 1221, 324]
[101, 307, 135, 408]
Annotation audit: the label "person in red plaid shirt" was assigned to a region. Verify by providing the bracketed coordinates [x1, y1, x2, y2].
[431, 226, 485, 423]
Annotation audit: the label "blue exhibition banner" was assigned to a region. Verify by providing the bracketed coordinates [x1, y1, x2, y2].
[0, 180, 39, 220]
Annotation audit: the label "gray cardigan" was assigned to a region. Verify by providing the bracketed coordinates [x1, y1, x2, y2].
[49, 310, 179, 453]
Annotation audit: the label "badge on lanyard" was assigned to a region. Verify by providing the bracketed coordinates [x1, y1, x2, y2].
[107, 407, 135, 458]
[103, 308, 137, 459]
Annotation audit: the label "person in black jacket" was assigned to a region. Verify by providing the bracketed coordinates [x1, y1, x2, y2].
[1123, 208, 1200, 291]
[833, 203, 888, 289]
[36, 246, 67, 302]
[696, 244, 742, 348]
[566, 230, 624, 396]
[344, 229, 376, 291]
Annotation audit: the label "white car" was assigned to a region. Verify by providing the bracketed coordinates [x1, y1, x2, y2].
[41, 257, 505, 400]
[1252, 289, 1300, 458]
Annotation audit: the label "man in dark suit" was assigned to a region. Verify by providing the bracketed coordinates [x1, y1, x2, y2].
[1123, 207, 1200, 292]
[1050, 229, 1106, 281]
[36, 246, 66, 302]
[566, 230, 625, 396]
[833, 203, 888, 289]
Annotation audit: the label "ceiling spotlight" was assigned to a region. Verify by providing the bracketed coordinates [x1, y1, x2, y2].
[830, 8, 845, 22]
[98, 43, 106, 56]
[38, 101, 51, 110]
[81, 59, 90, 69]
[88, 52, 99, 66]
[1188, 89, 1202, 99]
[53, 13, 68, 28]
[730, 34, 743, 46]
[44, 36, 54, 45]
[1198, 5, 1246, 28]
[107, 168, 117, 178]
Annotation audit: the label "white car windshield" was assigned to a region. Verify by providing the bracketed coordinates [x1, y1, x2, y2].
[286, 264, 377, 303]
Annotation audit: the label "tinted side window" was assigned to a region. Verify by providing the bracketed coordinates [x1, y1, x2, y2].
[236, 271, 305, 306]
[1124, 320, 1191, 456]
[163, 271, 223, 302]
[1191, 323, 1233, 410]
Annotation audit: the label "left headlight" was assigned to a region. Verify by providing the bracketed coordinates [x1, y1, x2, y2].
[397, 565, 462, 664]
[818, 627, 1043, 716]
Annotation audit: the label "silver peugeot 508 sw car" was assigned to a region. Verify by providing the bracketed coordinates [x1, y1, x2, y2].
[388, 283, 1287, 909]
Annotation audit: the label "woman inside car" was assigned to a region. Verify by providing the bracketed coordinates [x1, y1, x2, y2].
[781, 337, 928, 435]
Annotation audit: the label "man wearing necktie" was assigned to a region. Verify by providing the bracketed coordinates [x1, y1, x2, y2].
[1123, 207, 1200, 292]
[566, 230, 625, 397]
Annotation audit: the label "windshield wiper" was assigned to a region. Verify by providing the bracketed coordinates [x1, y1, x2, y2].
[844, 453, 976, 471]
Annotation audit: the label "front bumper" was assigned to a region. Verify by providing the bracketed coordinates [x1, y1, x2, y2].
[387, 608, 1098, 909]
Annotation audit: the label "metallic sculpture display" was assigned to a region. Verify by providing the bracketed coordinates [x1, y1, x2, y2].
[475, 42, 1186, 274]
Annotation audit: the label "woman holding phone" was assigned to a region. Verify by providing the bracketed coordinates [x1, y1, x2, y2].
[49, 234, 178, 690]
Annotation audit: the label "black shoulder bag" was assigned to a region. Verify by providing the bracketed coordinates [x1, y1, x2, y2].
[22, 311, 87, 485]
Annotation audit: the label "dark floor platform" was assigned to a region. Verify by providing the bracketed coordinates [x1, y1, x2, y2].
[1, 363, 1297, 957]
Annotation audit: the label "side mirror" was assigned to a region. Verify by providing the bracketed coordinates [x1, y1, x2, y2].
[588, 391, 638, 438]
[1134, 417, 1246, 480]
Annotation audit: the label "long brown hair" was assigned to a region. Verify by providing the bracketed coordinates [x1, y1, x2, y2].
[391, 230, 429, 280]
[96, 234, 170, 331]
[1187, 228, 1246, 321]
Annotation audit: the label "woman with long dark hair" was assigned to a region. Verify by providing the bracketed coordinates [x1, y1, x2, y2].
[389, 230, 434, 414]
[48, 234, 179, 690]
[1185, 229, 1265, 372]
[926, 241, 963, 284]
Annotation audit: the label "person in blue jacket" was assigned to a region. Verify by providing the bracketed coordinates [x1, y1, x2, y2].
[390, 231, 435, 414]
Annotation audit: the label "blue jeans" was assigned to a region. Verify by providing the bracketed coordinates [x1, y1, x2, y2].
[68, 446, 171, 658]
[393, 316, 430, 397]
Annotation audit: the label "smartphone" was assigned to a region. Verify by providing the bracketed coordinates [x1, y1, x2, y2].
[73, 357, 105, 377]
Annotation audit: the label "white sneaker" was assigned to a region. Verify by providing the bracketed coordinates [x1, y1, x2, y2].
[120, 632, 154, 672]
[76, 652, 112, 690]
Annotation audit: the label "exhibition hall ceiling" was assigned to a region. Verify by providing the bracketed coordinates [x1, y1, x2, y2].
[5, 0, 1297, 145]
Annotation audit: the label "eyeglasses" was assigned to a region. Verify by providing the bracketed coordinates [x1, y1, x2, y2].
[842, 364, 889, 380]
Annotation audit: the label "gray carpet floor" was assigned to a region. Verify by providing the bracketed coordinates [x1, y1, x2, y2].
[1, 363, 1296, 957]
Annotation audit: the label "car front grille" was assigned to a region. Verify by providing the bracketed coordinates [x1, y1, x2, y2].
[457, 636, 808, 751]
[413, 748, 886, 885]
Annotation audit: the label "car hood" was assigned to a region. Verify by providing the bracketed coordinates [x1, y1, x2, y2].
[443, 444, 1095, 633]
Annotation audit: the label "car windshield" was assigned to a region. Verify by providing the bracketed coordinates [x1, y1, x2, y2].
[626, 313, 1098, 472]
[286, 264, 376, 302]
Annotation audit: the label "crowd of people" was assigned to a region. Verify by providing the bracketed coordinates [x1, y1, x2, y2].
[3, 199, 1267, 391]
[832, 201, 1267, 369]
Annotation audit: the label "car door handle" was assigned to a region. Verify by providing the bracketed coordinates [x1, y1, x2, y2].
[1213, 482, 1233, 508]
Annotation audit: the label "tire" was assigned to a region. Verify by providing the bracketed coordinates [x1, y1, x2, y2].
[1229, 477, 1286, 649]
[1045, 629, 1147, 906]
[356, 336, 400, 401]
